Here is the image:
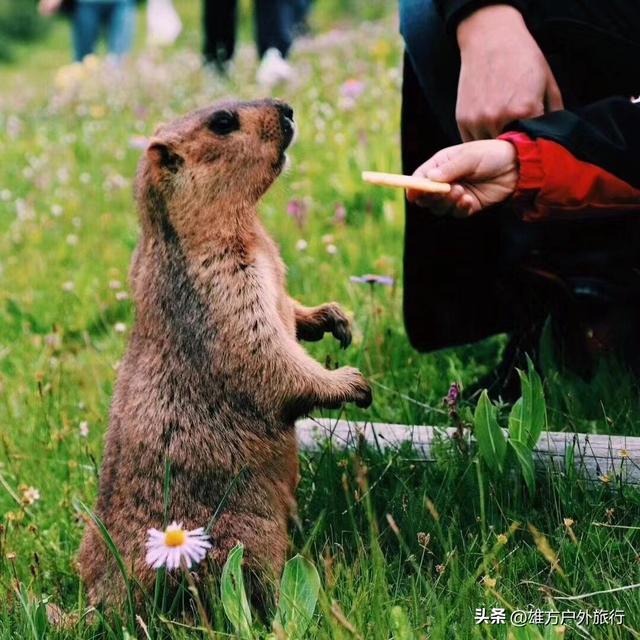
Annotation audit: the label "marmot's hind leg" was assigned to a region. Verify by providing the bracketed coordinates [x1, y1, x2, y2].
[79, 521, 157, 609]
[208, 511, 288, 610]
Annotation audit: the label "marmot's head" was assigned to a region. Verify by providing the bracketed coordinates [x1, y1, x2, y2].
[137, 99, 295, 227]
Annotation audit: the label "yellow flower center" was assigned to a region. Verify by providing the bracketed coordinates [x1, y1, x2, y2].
[165, 529, 187, 548]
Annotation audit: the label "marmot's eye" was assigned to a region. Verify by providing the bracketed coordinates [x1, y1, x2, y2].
[208, 111, 239, 136]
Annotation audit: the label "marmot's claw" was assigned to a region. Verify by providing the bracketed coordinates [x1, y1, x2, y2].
[342, 367, 372, 408]
[324, 302, 352, 349]
[355, 384, 373, 408]
[334, 319, 352, 350]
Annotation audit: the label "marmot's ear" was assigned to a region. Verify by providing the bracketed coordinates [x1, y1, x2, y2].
[146, 140, 184, 175]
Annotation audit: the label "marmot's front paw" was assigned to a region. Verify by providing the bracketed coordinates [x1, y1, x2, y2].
[341, 366, 372, 408]
[322, 302, 352, 349]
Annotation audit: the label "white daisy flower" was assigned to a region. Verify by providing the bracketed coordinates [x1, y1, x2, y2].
[145, 521, 211, 571]
[21, 486, 40, 505]
[326, 243, 338, 255]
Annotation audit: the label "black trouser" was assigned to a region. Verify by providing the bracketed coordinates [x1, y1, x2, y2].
[399, 0, 640, 368]
[202, 0, 296, 64]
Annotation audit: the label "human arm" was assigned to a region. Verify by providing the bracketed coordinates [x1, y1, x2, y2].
[408, 97, 640, 218]
[38, 0, 63, 16]
[452, 4, 563, 141]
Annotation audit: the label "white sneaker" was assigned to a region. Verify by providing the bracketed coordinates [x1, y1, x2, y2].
[256, 48, 295, 88]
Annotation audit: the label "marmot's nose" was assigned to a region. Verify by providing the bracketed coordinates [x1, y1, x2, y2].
[277, 103, 295, 148]
[277, 103, 294, 121]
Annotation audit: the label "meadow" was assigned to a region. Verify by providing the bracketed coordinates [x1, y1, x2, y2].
[0, 1, 639, 638]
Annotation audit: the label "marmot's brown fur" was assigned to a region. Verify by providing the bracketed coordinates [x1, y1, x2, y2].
[78, 99, 371, 608]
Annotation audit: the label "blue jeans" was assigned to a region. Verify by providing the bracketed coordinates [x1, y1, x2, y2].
[73, 0, 137, 62]
[202, 0, 300, 64]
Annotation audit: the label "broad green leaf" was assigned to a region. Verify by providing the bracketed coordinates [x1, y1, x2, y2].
[220, 544, 253, 639]
[275, 554, 320, 638]
[473, 390, 507, 473]
[517, 356, 546, 449]
[508, 397, 524, 442]
[510, 440, 536, 493]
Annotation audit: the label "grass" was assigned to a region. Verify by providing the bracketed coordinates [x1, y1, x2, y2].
[0, 1, 639, 638]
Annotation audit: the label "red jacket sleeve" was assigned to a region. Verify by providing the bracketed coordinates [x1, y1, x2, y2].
[499, 131, 640, 222]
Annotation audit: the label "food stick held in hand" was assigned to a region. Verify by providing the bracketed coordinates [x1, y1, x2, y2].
[362, 171, 451, 194]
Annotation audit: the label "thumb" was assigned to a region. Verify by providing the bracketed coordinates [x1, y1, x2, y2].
[545, 74, 564, 112]
[426, 149, 479, 183]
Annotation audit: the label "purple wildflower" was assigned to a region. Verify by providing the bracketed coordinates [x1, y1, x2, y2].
[129, 136, 149, 150]
[340, 78, 366, 100]
[350, 274, 394, 287]
[444, 382, 461, 408]
[286, 199, 308, 228]
[334, 203, 347, 224]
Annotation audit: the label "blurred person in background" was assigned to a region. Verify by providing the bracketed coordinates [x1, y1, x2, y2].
[39, 0, 137, 63]
[399, 0, 640, 396]
[202, 0, 312, 87]
[147, 0, 181, 47]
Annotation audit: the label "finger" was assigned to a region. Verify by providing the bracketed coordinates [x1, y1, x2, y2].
[414, 193, 448, 211]
[453, 194, 476, 218]
[448, 184, 466, 203]
[544, 76, 564, 112]
[416, 182, 466, 206]
[424, 185, 466, 211]
[489, 102, 544, 138]
[426, 151, 479, 184]
[407, 188, 452, 204]
[458, 122, 473, 143]
[486, 120, 505, 140]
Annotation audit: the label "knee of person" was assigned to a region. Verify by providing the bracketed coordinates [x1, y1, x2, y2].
[400, 0, 453, 96]
[399, 0, 443, 54]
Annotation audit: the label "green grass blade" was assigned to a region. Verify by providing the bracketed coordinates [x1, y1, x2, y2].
[75, 499, 136, 632]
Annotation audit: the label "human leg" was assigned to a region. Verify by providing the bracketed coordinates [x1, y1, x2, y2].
[254, 0, 294, 58]
[107, 0, 137, 60]
[72, 2, 102, 61]
[202, 0, 237, 67]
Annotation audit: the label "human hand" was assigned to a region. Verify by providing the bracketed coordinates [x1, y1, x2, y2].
[407, 140, 518, 216]
[455, 5, 563, 141]
[38, 0, 63, 17]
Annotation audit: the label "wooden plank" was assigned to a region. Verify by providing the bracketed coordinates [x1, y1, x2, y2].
[297, 418, 640, 485]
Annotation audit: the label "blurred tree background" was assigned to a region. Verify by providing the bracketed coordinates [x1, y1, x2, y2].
[0, 0, 49, 61]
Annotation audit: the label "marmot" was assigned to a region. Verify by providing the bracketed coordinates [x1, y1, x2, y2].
[78, 99, 371, 608]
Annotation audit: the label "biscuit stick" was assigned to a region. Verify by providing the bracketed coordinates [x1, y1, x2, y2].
[362, 171, 451, 194]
